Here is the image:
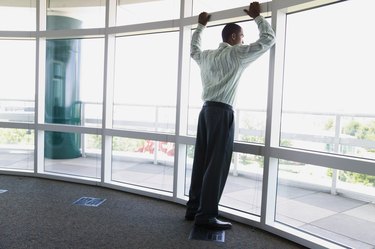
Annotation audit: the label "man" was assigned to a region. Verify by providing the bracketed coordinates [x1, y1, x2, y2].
[185, 2, 275, 230]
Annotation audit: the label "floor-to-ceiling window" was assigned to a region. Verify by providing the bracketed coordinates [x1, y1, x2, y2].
[113, 32, 178, 133]
[41, 1, 106, 179]
[281, 0, 375, 159]
[0, 0, 36, 31]
[110, 0, 181, 194]
[116, 0, 179, 26]
[0, 1, 36, 172]
[0, 39, 35, 123]
[276, 1, 375, 247]
[1, 0, 374, 248]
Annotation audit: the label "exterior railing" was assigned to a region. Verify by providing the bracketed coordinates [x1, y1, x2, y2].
[2, 99, 375, 151]
[1, 99, 375, 196]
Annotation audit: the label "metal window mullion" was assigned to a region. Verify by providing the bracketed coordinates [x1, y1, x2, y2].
[35, 0, 47, 175]
[331, 114, 341, 195]
[173, 0, 193, 201]
[261, 3, 287, 227]
[101, 0, 117, 184]
[270, 147, 375, 176]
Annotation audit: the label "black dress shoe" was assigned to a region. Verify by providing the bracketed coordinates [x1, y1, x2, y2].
[195, 218, 232, 230]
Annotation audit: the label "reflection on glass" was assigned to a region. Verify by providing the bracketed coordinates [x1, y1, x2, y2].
[188, 21, 269, 143]
[281, 0, 375, 159]
[112, 137, 174, 192]
[116, 0, 179, 26]
[45, 38, 104, 128]
[276, 160, 375, 248]
[47, 0, 105, 29]
[0, 128, 34, 171]
[185, 145, 263, 215]
[44, 132, 101, 179]
[113, 32, 178, 133]
[0, 40, 35, 123]
[45, 38, 81, 129]
[0, 0, 36, 31]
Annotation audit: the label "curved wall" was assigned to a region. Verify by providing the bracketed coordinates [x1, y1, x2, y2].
[0, 1, 375, 248]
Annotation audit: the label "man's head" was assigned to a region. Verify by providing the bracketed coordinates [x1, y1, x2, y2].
[222, 23, 244, 46]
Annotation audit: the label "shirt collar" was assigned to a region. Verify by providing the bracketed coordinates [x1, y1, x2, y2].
[219, 42, 231, 48]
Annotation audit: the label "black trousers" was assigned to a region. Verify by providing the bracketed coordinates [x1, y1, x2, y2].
[186, 101, 235, 221]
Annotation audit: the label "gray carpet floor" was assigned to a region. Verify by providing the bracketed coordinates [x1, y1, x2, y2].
[0, 175, 306, 249]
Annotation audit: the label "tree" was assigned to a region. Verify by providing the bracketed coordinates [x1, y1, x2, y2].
[326, 119, 375, 186]
[0, 129, 33, 144]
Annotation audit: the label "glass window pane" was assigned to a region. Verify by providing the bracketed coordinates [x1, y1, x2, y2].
[44, 132, 101, 179]
[0, 0, 36, 31]
[0, 128, 34, 171]
[188, 20, 270, 144]
[45, 38, 104, 127]
[276, 160, 375, 248]
[116, 0, 180, 26]
[236, 21, 269, 145]
[185, 146, 263, 215]
[112, 137, 174, 192]
[47, 0, 105, 30]
[222, 152, 263, 215]
[192, 0, 268, 16]
[281, 0, 375, 159]
[113, 32, 178, 133]
[0, 40, 35, 123]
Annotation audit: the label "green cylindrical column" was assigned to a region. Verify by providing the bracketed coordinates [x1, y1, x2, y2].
[45, 16, 82, 159]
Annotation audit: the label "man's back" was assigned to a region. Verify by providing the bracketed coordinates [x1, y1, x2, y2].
[199, 43, 243, 105]
[191, 16, 275, 106]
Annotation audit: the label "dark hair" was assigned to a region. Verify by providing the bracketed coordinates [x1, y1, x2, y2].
[221, 23, 242, 42]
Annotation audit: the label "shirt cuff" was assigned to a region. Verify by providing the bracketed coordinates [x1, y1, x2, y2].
[197, 23, 206, 30]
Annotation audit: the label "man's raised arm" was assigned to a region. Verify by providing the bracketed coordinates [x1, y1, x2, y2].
[190, 12, 211, 63]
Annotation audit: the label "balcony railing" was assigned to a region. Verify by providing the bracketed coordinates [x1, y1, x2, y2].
[2, 99, 375, 152]
[1, 99, 375, 197]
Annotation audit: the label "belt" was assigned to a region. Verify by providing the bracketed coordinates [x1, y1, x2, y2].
[203, 101, 233, 110]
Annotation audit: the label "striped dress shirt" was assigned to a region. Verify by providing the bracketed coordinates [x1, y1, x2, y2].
[190, 16, 276, 106]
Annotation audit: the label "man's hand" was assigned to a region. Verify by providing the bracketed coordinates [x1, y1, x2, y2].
[244, 2, 260, 19]
[198, 12, 211, 26]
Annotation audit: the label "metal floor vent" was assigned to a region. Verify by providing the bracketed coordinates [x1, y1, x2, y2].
[189, 226, 225, 243]
[73, 197, 106, 207]
[0, 189, 8, 194]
